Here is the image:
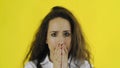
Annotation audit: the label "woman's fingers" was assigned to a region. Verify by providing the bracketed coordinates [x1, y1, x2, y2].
[61, 44, 68, 68]
[62, 44, 68, 54]
[53, 43, 69, 68]
[54, 43, 60, 54]
[53, 43, 62, 64]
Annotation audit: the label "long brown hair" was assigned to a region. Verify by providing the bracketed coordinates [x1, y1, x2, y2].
[23, 6, 91, 68]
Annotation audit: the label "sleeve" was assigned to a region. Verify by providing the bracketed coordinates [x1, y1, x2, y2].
[80, 60, 91, 68]
[24, 61, 37, 68]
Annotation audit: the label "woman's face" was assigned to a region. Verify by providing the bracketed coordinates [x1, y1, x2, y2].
[46, 17, 71, 54]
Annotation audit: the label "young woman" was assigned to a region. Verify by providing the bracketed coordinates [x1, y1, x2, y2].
[24, 6, 92, 68]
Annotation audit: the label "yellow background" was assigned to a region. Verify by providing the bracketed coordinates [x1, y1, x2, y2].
[0, 0, 120, 68]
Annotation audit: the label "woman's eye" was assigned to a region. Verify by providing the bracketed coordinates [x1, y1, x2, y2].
[51, 33, 57, 37]
[64, 32, 71, 37]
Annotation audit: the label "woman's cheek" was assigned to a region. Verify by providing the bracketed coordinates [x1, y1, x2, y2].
[66, 38, 71, 52]
[49, 38, 56, 51]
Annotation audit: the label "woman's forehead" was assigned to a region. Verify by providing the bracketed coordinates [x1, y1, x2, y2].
[48, 17, 71, 31]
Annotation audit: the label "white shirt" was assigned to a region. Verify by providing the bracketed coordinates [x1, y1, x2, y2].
[24, 55, 91, 68]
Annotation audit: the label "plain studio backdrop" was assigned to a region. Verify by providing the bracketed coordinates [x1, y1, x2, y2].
[0, 0, 120, 68]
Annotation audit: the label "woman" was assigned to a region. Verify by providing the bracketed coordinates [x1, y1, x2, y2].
[24, 6, 92, 68]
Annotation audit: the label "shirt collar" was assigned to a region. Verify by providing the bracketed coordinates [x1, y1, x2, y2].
[40, 55, 52, 65]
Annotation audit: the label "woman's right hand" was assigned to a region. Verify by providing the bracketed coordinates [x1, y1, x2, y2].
[52, 43, 62, 68]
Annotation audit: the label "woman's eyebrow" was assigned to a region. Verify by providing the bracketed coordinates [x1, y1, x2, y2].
[63, 30, 71, 32]
[49, 30, 71, 33]
[49, 31, 58, 33]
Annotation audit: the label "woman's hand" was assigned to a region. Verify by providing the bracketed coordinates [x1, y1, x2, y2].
[61, 44, 68, 68]
[53, 43, 62, 68]
[52, 43, 68, 68]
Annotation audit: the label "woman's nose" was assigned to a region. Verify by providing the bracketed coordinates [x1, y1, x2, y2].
[58, 37, 65, 44]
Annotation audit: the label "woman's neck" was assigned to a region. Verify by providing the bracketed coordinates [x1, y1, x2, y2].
[48, 53, 53, 63]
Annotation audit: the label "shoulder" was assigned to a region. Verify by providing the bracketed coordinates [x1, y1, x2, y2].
[70, 59, 92, 68]
[80, 60, 91, 68]
[24, 61, 37, 68]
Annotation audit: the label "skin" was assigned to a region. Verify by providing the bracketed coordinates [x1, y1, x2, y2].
[46, 17, 71, 68]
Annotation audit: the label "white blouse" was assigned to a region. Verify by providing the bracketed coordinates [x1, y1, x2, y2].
[24, 55, 91, 68]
